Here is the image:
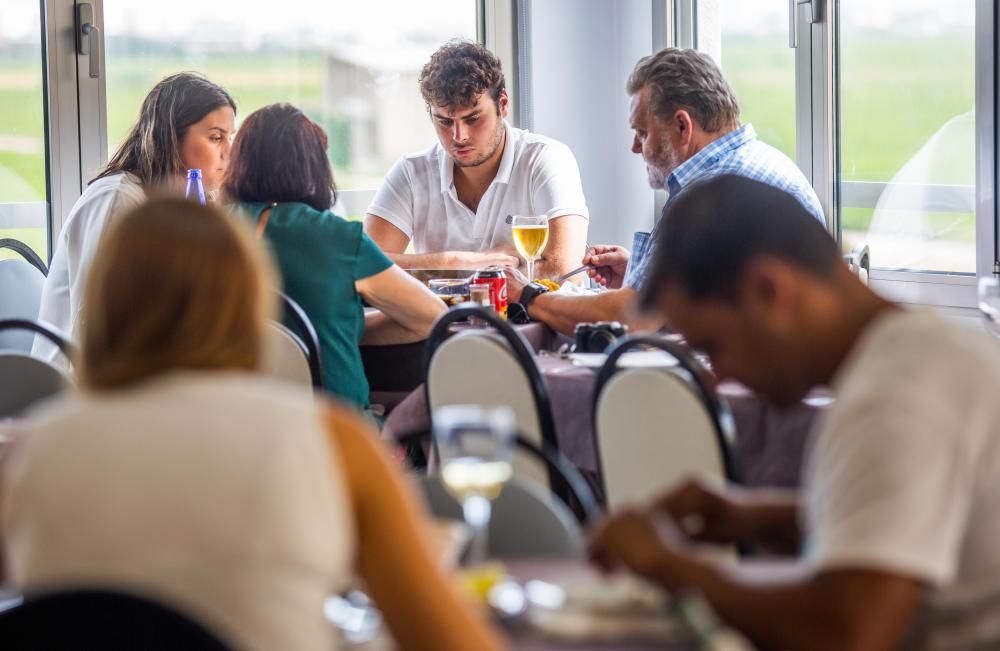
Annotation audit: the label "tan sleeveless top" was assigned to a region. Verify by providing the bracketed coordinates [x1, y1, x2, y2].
[1, 372, 354, 651]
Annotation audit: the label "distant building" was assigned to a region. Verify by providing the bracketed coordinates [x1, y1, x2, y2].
[324, 44, 437, 174]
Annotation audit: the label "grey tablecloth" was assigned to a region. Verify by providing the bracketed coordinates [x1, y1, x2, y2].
[383, 354, 828, 489]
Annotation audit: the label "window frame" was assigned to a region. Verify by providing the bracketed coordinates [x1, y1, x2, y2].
[42, 0, 506, 240]
[681, 0, 993, 313]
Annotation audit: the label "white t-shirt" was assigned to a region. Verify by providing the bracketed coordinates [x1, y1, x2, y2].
[803, 309, 1000, 650]
[32, 172, 145, 366]
[1, 372, 354, 651]
[366, 122, 589, 253]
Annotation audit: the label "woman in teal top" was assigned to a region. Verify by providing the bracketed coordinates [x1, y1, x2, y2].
[223, 104, 445, 409]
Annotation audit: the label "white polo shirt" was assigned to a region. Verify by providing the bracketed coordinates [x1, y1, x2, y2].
[366, 122, 589, 253]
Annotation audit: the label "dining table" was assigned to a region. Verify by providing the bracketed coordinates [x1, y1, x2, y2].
[381, 349, 830, 490]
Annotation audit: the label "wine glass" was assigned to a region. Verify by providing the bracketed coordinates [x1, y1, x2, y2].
[433, 405, 515, 566]
[511, 214, 550, 283]
[978, 276, 1000, 337]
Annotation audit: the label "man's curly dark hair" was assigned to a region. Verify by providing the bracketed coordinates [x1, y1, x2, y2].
[419, 40, 506, 111]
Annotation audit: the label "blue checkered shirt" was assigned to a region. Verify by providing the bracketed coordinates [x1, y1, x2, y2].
[623, 124, 825, 291]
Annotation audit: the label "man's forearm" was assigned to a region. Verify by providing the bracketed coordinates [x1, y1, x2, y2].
[650, 557, 914, 651]
[385, 251, 466, 270]
[528, 287, 663, 337]
[735, 493, 802, 554]
[527, 290, 631, 337]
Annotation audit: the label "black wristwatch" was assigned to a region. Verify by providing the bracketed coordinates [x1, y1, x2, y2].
[518, 282, 550, 314]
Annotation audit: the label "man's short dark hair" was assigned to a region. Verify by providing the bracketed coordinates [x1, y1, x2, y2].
[639, 175, 840, 308]
[419, 40, 505, 110]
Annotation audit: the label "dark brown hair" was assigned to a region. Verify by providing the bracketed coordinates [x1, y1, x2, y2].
[95, 72, 236, 187]
[80, 198, 276, 390]
[419, 40, 505, 110]
[222, 103, 336, 212]
[627, 48, 740, 133]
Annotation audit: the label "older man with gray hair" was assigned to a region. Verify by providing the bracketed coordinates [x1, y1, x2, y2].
[506, 47, 824, 335]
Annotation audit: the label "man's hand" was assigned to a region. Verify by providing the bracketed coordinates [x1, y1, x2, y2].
[583, 245, 630, 289]
[502, 266, 529, 303]
[587, 508, 690, 591]
[654, 477, 748, 545]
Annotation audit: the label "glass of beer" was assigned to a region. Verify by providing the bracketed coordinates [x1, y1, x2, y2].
[433, 404, 515, 566]
[511, 214, 550, 283]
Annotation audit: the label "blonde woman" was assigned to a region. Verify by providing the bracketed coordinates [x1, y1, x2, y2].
[1, 199, 502, 651]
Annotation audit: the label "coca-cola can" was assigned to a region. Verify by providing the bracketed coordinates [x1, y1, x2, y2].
[470, 266, 508, 320]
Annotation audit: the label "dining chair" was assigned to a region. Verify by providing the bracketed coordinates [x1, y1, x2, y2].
[593, 335, 739, 511]
[0, 241, 47, 353]
[0, 237, 47, 276]
[396, 429, 600, 528]
[0, 319, 74, 418]
[261, 292, 324, 390]
[423, 305, 565, 503]
[0, 588, 232, 650]
[420, 474, 584, 559]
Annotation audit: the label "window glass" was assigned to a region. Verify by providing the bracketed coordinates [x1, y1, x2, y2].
[710, 0, 797, 159]
[837, 1, 975, 273]
[0, 2, 49, 262]
[104, 0, 478, 217]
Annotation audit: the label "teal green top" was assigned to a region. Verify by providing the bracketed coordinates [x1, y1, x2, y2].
[241, 201, 393, 409]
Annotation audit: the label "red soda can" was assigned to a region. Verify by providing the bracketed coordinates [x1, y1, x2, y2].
[470, 266, 508, 320]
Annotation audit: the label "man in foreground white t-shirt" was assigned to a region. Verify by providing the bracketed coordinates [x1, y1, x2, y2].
[364, 41, 589, 279]
[588, 174, 1000, 650]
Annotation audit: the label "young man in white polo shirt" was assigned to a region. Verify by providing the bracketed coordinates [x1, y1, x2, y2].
[364, 41, 589, 278]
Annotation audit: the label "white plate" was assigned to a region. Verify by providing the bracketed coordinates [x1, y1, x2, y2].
[569, 351, 678, 369]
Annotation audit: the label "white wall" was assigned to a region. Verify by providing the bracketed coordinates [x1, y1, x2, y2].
[522, 0, 659, 248]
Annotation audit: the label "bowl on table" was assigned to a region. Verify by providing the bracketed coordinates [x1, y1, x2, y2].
[406, 268, 478, 285]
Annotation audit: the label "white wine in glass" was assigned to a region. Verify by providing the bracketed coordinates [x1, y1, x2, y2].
[511, 215, 550, 283]
[433, 405, 515, 567]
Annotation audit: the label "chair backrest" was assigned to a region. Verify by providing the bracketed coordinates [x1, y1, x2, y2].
[0, 319, 73, 418]
[424, 306, 560, 494]
[396, 429, 599, 528]
[0, 238, 47, 276]
[0, 260, 45, 352]
[262, 323, 314, 390]
[0, 588, 231, 650]
[594, 336, 738, 511]
[275, 292, 324, 389]
[420, 474, 584, 559]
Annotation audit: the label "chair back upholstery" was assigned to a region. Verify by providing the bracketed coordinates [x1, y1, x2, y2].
[0, 238, 47, 276]
[0, 259, 45, 352]
[262, 323, 314, 390]
[396, 429, 599, 528]
[0, 588, 231, 650]
[0, 320, 73, 418]
[594, 336, 738, 510]
[274, 292, 324, 389]
[420, 474, 584, 559]
[424, 306, 559, 494]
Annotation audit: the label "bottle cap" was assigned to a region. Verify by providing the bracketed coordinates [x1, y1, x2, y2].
[186, 169, 203, 179]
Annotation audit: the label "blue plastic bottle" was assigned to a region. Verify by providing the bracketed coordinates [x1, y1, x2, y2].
[184, 169, 206, 205]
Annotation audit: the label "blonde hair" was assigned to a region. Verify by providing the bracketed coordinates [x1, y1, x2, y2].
[79, 198, 277, 390]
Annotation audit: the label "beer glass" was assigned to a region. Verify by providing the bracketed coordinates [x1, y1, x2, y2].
[511, 214, 550, 283]
[433, 405, 515, 566]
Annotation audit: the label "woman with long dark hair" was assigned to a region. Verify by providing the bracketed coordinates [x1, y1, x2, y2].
[224, 103, 445, 410]
[33, 72, 236, 366]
